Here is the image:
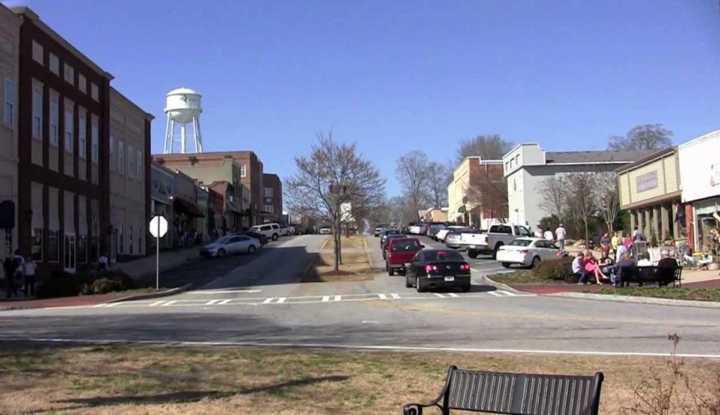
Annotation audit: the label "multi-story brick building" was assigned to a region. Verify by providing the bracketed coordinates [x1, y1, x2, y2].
[447, 157, 507, 228]
[0, 4, 20, 257]
[262, 173, 282, 223]
[108, 88, 153, 261]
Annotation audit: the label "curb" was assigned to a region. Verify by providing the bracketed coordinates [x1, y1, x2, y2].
[548, 291, 720, 309]
[108, 283, 192, 303]
[482, 274, 521, 294]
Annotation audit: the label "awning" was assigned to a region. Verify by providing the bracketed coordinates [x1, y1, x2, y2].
[173, 197, 205, 217]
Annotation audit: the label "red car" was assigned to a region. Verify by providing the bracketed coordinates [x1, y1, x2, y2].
[385, 238, 423, 276]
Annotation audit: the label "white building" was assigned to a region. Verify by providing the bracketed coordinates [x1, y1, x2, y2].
[678, 129, 720, 252]
[503, 143, 649, 233]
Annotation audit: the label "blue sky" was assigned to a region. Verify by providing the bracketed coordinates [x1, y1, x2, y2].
[7, 0, 720, 196]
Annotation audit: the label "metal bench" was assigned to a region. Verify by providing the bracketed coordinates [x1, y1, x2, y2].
[621, 265, 683, 287]
[403, 366, 604, 415]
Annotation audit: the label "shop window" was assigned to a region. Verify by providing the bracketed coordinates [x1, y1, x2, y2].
[32, 229, 43, 261]
[3, 78, 16, 129]
[49, 53, 59, 75]
[47, 230, 60, 262]
[32, 41, 43, 65]
[78, 235, 87, 264]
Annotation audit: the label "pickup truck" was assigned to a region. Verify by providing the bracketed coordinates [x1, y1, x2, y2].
[458, 224, 533, 258]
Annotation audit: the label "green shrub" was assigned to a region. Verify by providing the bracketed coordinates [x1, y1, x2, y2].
[91, 278, 123, 294]
[531, 256, 575, 282]
[36, 272, 82, 298]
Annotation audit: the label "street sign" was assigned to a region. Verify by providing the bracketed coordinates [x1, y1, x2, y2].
[149, 216, 168, 238]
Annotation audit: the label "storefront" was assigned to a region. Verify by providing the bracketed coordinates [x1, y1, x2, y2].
[678, 129, 720, 253]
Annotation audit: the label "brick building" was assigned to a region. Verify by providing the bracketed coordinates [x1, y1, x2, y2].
[262, 173, 282, 223]
[448, 157, 507, 228]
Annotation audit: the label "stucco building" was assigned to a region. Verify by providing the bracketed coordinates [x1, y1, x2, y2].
[678, 130, 720, 252]
[447, 157, 506, 228]
[617, 147, 684, 243]
[0, 4, 20, 257]
[503, 144, 649, 233]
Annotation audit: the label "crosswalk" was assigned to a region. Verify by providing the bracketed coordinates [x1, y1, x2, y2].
[94, 289, 533, 309]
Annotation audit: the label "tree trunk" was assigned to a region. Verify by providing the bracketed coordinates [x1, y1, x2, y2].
[584, 219, 590, 244]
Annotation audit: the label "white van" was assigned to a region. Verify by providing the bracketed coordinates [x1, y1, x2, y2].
[250, 223, 281, 241]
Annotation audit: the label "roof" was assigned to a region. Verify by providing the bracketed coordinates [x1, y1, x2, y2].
[615, 147, 676, 174]
[110, 87, 154, 119]
[545, 150, 652, 164]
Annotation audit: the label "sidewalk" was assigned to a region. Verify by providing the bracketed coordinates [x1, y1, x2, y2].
[0, 292, 119, 311]
[113, 246, 202, 279]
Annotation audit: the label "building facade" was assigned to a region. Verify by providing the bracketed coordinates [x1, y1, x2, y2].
[617, 147, 684, 243]
[504, 144, 649, 233]
[108, 88, 152, 261]
[262, 173, 282, 223]
[678, 130, 720, 252]
[0, 4, 20, 257]
[14, 6, 113, 275]
[447, 157, 506, 228]
[150, 161, 175, 249]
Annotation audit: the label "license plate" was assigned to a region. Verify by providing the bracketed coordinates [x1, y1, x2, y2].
[444, 276, 454, 282]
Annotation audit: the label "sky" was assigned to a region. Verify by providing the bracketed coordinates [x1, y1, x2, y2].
[6, 0, 720, 196]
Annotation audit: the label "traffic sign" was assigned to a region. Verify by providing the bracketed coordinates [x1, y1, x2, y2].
[149, 216, 168, 238]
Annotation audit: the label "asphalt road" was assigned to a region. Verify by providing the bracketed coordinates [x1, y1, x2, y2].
[0, 234, 719, 358]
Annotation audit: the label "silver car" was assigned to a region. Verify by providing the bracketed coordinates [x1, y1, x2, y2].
[201, 235, 261, 257]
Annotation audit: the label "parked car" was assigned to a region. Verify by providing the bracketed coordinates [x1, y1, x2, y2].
[444, 231, 464, 249]
[496, 238, 560, 268]
[374, 225, 388, 237]
[385, 238, 423, 275]
[319, 227, 332, 235]
[426, 223, 448, 240]
[201, 235, 261, 257]
[380, 229, 401, 248]
[407, 223, 426, 235]
[382, 233, 406, 258]
[436, 226, 471, 242]
[405, 249, 472, 292]
[457, 224, 532, 259]
[250, 223, 281, 241]
[242, 231, 268, 246]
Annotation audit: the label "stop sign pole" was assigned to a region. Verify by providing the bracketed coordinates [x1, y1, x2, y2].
[149, 216, 168, 290]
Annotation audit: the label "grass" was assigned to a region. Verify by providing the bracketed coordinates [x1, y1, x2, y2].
[301, 235, 375, 282]
[598, 287, 720, 302]
[0, 343, 718, 414]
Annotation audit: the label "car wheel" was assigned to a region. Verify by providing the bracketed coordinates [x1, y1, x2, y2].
[217, 249, 226, 257]
[272, 234, 278, 241]
[501, 262, 511, 268]
[530, 256, 541, 269]
[416, 277, 424, 292]
[248, 245, 256, 254]
[493, 244, 503, 259]
[405, 277, 412, 288]
[468, 250, 478, 259]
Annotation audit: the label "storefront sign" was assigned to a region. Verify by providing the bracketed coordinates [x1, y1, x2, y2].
[636, 171, 658, 193]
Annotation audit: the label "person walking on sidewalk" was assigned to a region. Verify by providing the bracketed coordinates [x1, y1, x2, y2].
[3, 256, 17, 298]
[13, 250, 25, 296]
[555, 224, 567, 251]
[23, 256, 37, 297]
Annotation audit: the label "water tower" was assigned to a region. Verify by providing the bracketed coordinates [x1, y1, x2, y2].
[162, 87, 204, 154]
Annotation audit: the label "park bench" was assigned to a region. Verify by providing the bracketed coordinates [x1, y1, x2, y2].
[402, 366, 604, 415]
[619, 264, 683, 287]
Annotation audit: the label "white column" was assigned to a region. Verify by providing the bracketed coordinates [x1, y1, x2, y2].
[180, 124, 187, 154]
[193, 116, 203, 152]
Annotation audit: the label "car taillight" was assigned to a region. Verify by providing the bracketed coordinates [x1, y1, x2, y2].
[460, 263, 471, 271]
[425, 264, 438, 273]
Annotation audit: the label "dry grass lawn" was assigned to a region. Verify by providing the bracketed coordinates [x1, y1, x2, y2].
[0, 343, 719, 414]
[301, 235, 375, 282]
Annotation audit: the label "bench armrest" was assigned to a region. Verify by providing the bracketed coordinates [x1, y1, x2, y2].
[402, 366, 455, 414]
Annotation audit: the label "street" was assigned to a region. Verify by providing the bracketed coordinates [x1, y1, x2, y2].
[0, 234, 718, 358]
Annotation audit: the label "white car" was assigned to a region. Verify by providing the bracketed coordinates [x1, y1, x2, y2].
[319, 227, 332, 235]
[436, 226, 471, 242]
[495, 237, 559, 268]
[250, 223, 281, 241]
[201, 235, 261, 257]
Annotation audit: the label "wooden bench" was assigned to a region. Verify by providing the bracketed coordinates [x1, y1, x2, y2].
[403, 366, 604, 415]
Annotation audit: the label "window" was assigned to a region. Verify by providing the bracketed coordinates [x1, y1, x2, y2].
[49, 93, 59, 146]
[32, 41, 43, 65]
[265, 204, 273, 214]
[31, 182, 44, 261]
[3, 78, 16, 129]
[240, 164, 247, 178]
[78, 73, 87, 93]
[49, 53, 59, 75]
[513, 178, 517, 192]
[109, 135, 115, 171]
[78, 108, 86, 159]
[47, 187, 60, 262]
[118, 140, 124, 174]
[64, 102, 74, 154]
[137, 150, 143, 178]
[264, 187, 273, 197]
[64, 63, 74, 85]
[32, 80, 43, 139]
[127, 144, 135, 177]
[90, 82, 99, 101]
[91, 115, 99, 163]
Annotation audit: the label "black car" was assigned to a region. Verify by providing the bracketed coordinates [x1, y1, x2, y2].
[405, 249, 471, 292]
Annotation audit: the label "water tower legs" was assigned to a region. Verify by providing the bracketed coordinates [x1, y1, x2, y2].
[180, 124, 187, 154]
[192, 116, 203, 152]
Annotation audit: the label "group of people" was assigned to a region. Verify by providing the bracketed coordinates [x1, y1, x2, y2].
[2, 250, 37, 298]
[571, 231, 650, 287]
[536, 224, 567, 251]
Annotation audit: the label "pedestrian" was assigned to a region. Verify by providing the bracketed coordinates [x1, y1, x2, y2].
[611, 232, 620, 254]
[3, 256, 17, 298]
[600, 233, 611, 259]
[614, 252, 637, 287]
[13, 250, 24, 295]
[555, 224, 567, 251]
[632, 226, 645, 242]
[534, 227, 544, 238]
[98, 254, 109, 272]
[543, 228, 554, 241]
[583, 250, 609, 284]
[572, 252, 589, 285]
[23, 256, 37, 297]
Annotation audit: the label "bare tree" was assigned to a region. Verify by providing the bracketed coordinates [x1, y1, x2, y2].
[286, 132, 385, 271]
[565, 173, 598, 242]
[427, 161, 450, 208]
[595, 172, 620, 234]
[539, 176, 567, 222]
[396, 151, 431, 220]
[463, 165, 508, 224]
[456, 134, 513, 164]
[608, 124, 673, 151]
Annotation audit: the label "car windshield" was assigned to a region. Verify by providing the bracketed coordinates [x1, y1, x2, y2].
[391, 240, 420, 252]
[424, 250, 464, 262]
[509, 239, 533, 247]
